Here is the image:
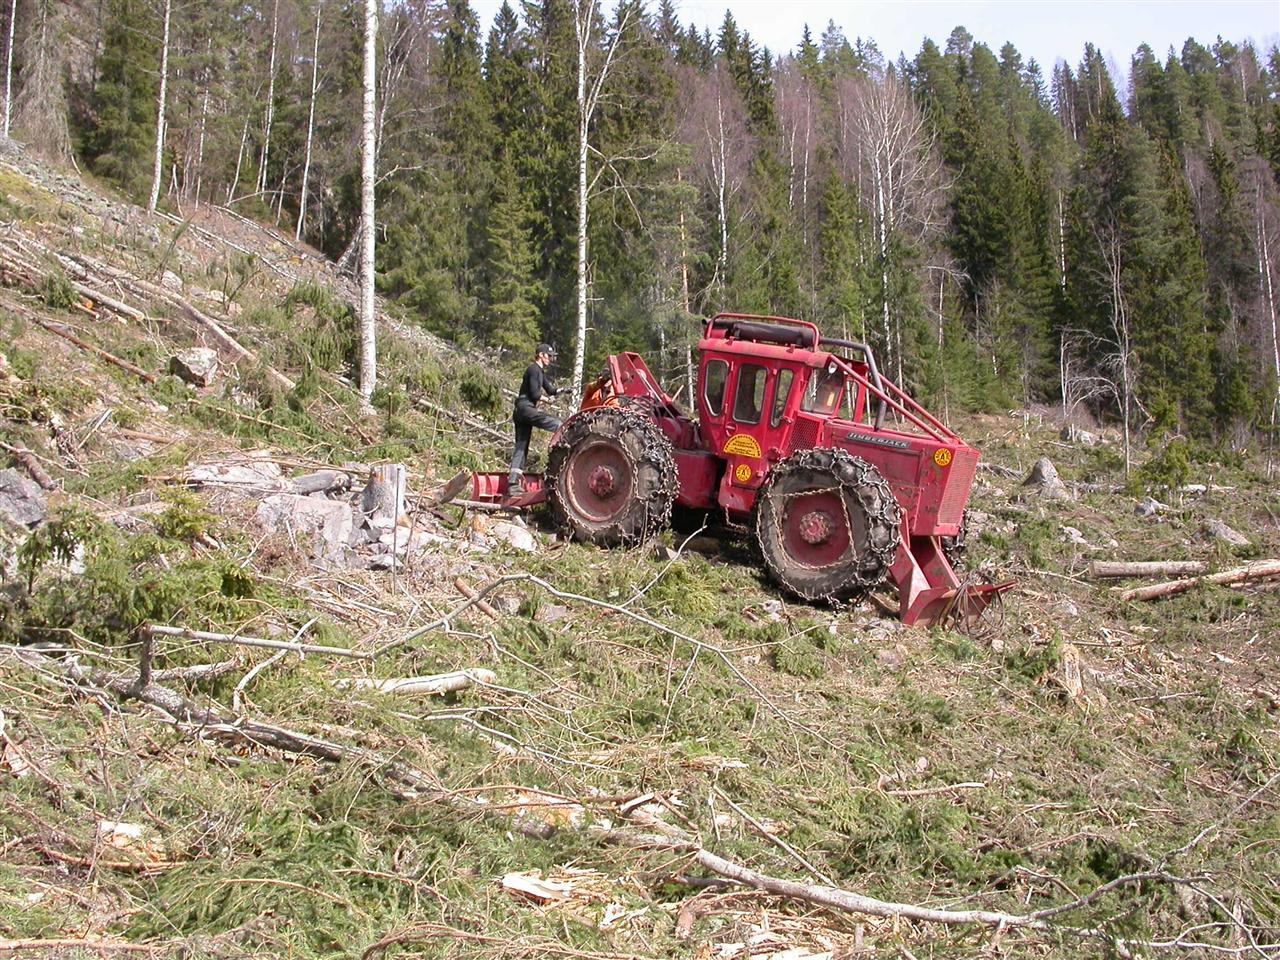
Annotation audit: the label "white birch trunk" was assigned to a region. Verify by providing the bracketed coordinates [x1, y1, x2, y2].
[572, 2, 590, 400]
[715, 91, 728, 294]
[1259, 196, 1279, 441]
[358, 0, 377, 401]
[3, 0, 15, 138]
[874, 150, 890, 372]
[568, 0, 630, 399]
[229, 116, 250, 203]
[192, 42, 211, 203]
[146, 0, 172, 213]
[1057, 188, 1067, 290]
[296, 0, 321, 242]
[257, 0, 279, 195]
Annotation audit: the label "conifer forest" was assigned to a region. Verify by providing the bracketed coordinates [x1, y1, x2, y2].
[6, 0, 1280, 451]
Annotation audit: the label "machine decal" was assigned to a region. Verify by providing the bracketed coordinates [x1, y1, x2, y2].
[734, 463, 753, 483]
[844, 432, 912, 451]
[723, 434, 763, 458]
[933, 448, 953, 468]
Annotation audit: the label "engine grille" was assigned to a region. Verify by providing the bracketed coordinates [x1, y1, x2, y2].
[788, 416, 822, 453]
[938, 447, 979, 526]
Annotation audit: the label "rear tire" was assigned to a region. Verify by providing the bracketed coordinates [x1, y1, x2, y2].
[547, 407, 677, 545]
[753, 448, 901, 601]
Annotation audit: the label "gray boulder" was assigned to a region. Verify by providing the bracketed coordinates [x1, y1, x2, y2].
[257, 494, 354, 547]
[169, 348, 219, 387]
[0, 469, 46, 528]
[1203, 519, 1250, 547]
[1022, 457, 1071, 501]
[1059, 424, 1098, 446]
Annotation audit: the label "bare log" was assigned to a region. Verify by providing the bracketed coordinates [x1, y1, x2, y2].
[335, 669, 496, 697]
[453, 577, 502, 622]
[1117, 560, 1280, 602]
[449, 499, 520, 514]
[688, 844, 1043, 929]
[1089, 560, 1207, 580]
[292, 470, 350, 495]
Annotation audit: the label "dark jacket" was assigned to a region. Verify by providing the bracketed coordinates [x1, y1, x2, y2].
[514, 362, 560, 421]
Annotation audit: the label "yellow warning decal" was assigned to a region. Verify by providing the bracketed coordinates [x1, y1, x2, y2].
[734, 463, 753, 483]
[934, 448, 953, 468]
[723, 434, 763, 458]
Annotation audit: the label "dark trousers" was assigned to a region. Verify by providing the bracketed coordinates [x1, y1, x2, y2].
[508, 404, 562, 485]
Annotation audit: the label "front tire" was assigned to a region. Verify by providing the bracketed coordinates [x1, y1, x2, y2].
[547, 407, 677, 545]
[754, 448, 901, 601]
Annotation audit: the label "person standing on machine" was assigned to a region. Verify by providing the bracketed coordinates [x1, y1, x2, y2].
[508, 343, 564, 493]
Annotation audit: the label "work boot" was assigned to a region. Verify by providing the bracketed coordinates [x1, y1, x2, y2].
[507, 472, 524, 496]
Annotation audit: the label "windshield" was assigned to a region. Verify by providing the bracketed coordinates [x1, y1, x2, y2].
[802, 368, 845, 416]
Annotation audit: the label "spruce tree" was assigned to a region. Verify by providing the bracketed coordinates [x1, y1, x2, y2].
[86, 0, 160, 196]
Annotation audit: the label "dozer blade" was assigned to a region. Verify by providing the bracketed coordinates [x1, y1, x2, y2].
[899, 580, 1016, 629]
[470, 471, 548, 508]
[890, 527, 1015, 630]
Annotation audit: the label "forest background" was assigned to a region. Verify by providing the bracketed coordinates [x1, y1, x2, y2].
[5, 0, 1280, 462]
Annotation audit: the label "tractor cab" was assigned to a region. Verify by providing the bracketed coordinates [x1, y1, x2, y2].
[696, 314, 883, 515]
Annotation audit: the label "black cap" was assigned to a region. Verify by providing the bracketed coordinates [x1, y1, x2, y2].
[537, 343, 557, 358]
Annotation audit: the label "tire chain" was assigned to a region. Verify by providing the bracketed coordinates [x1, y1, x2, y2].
[546, 406, 680, 544]
[754, 447, 902, 601]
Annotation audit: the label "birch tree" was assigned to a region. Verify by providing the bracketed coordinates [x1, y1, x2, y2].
[295, 0, 321, 242]
[678, 63, 751, 309]
[146, 0, 172, 212]
[257, 0, 280, 196]
[359, 0, 377, 401]
[3, 0, 15, 138]
[569, 0, 633, 399]
[836, 70, 945, 383]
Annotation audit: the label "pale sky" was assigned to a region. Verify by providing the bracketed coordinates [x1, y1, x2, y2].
[472, 1, 1279, 72]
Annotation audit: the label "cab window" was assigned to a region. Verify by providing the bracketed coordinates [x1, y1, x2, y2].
[770, 368, 795, 427]
[733, 364, 768, 424]
[803, 368, 844, 415]
[702, 359, 728, 416]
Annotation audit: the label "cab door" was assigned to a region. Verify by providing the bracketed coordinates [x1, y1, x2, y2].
[718, 363, 799, 511]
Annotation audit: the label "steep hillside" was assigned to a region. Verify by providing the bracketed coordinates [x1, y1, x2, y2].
[1, 149, 1278, 960]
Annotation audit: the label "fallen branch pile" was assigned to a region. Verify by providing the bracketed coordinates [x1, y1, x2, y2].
[9, 641, 1262, 958]
[0, 234, 293, 390]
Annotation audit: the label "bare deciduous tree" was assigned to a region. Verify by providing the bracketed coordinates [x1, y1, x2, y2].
[569, 0, 634, 399]
[12, 0, 68, 159]
[295, 0, 322, 242]
[359, 0, 377, 401]
[775, 62, 817, 303]
[147, 0, 172, 213]
[835, 69, 945, 382]
[3, 0, 15, 138]
[257, 0, 280, 195]
[678, 63, 752, 309]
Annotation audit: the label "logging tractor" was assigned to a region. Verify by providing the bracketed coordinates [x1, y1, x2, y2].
[470, 314, 1012, 629]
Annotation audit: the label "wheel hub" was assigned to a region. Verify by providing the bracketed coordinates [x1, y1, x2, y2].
[797, 510, 833, 545]
[587, 465, 617, 499]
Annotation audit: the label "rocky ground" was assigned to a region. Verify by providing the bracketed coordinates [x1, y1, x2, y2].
[1, 144, 1279, 959]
